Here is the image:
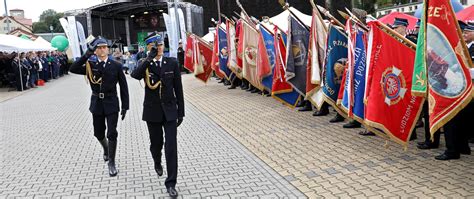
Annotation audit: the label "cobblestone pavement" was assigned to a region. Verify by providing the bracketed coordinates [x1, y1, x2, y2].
[0, 74, 304, 198]
[182, 75, 474, 198]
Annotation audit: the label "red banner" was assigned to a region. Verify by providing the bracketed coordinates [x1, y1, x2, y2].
[365, 21, 424, 145]
[272, 26, 293, 94]
[194, 38, 214, 83]
[257, 30, 272, 80]
[426, 0, 473, 133]
[184, 34, 195, 73]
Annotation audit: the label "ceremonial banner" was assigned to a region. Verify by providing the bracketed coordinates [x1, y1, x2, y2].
[184, 34, 195, 73]
[242, 20, 263, 89]
[411, 1, 427, 97]
[351, 29, 368, 122]
[272, 27, 301, 108]
[194, 36, 214, 83]
[236, 20, 244, 70]
[258, 26, 275, 91]
[218, 25, 232, 80]
[341, 20, 368, 121]
[286, 15, 310, 96]
[425, 0, 473, 134]
[365, 21, 424, 145]
[322, 25, 348, 110]
[226, 19, 242, 78]
[306, 9, 328, 99]
[211, 32, 225, 78]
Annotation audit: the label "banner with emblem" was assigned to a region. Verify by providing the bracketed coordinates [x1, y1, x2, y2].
[424, 0, 473, 134]
[194, 36, 214, 83]
[242, 20, 263, 90]
[365, 21, 424, 145]
[184, 33, 213, 83]
[272, 27, 301, 108]
[322, 25, 348, 111]
[226, 19, 242, 79]
[218, 24, 232, 80]
[258, 26, 275, 91]
[286, 15, 310, 96]
[184, 34, 195, 73]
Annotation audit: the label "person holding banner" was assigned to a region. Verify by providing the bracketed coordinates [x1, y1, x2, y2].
[131, 33, 184, 197]
[70, 37, 130, 177]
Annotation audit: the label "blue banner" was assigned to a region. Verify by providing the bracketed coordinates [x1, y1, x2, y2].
[286, 16, 309, 97]
[260, 26, 275, 91]
[352, 31, 367, 120]
[218, 26, 232, 79]
[322, 25, 348, 105]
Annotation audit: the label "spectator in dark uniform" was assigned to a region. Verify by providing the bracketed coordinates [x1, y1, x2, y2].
[434, 21, 474, 160]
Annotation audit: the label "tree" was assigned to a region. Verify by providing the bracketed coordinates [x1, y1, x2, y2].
[32, 22, 49, 33]
[32, 9, 64, 33]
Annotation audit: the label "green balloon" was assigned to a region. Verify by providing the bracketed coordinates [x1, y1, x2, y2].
[51, 35, 69, 52]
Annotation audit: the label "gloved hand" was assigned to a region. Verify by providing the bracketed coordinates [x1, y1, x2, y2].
[121, 109, 127, 120]
[177, 117, 183, 127]
[85, 38, 99, 57]
[146, 47, 158, 62]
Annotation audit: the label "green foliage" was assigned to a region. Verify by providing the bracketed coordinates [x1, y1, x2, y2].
[32, 9, 64, 33]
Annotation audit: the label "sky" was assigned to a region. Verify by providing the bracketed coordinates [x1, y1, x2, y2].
[0, 0, 100, 22]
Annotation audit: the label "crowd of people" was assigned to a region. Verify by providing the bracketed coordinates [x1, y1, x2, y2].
[0, 51, 69, 91]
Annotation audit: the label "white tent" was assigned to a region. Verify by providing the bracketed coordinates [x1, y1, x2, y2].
[202, 30, 215, 43]
[34, 36, 56, 50]
[261, 7, 312, 33]
[0, 34, 56, 52]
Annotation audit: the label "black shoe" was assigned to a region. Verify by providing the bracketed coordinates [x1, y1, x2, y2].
[167, 187, 178, 197]
[343, 121, 361, 128]
[359, 130, 376, 136]
[409, 133, 417, 141]
[99, 138, 109, 161]
[416, 143, 438, 150]
[329, 114, 345, 123]
[460, 150, 471, 155]
[108, 140, 118, 177]
[155, 162, 163, 176]
[469, 138, 474, 144]
[241, 85, 249, 90]
[251, 88, 260, 93]
[223, 81, 231, 86]
[298, 106, 313, 112]
[435, 153, 460, 161]
[296, 101, 304, 107]
[313, 110, 329, 116]
[228, 85, 237, 89]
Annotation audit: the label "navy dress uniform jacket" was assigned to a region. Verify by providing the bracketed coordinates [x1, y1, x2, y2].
[131, 57, 185, 122]
[70, 54, 129, 115]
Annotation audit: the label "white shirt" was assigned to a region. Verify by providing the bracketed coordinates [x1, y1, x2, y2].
[98, 57, 108, 66]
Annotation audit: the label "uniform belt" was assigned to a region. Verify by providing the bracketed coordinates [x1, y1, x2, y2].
[92, 92, 117, 99]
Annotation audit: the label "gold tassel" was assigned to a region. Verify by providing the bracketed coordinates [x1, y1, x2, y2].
[145, 68, 161, 90]
[85, 61, 102, 85]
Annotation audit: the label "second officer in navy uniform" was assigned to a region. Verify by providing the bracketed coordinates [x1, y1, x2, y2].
[70, 37, 129, 176]
[131, 33, 184, 197]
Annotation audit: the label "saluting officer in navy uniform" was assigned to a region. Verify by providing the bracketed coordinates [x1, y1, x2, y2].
[70, 37, 129, 176]
[131, 33, 184, 197]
